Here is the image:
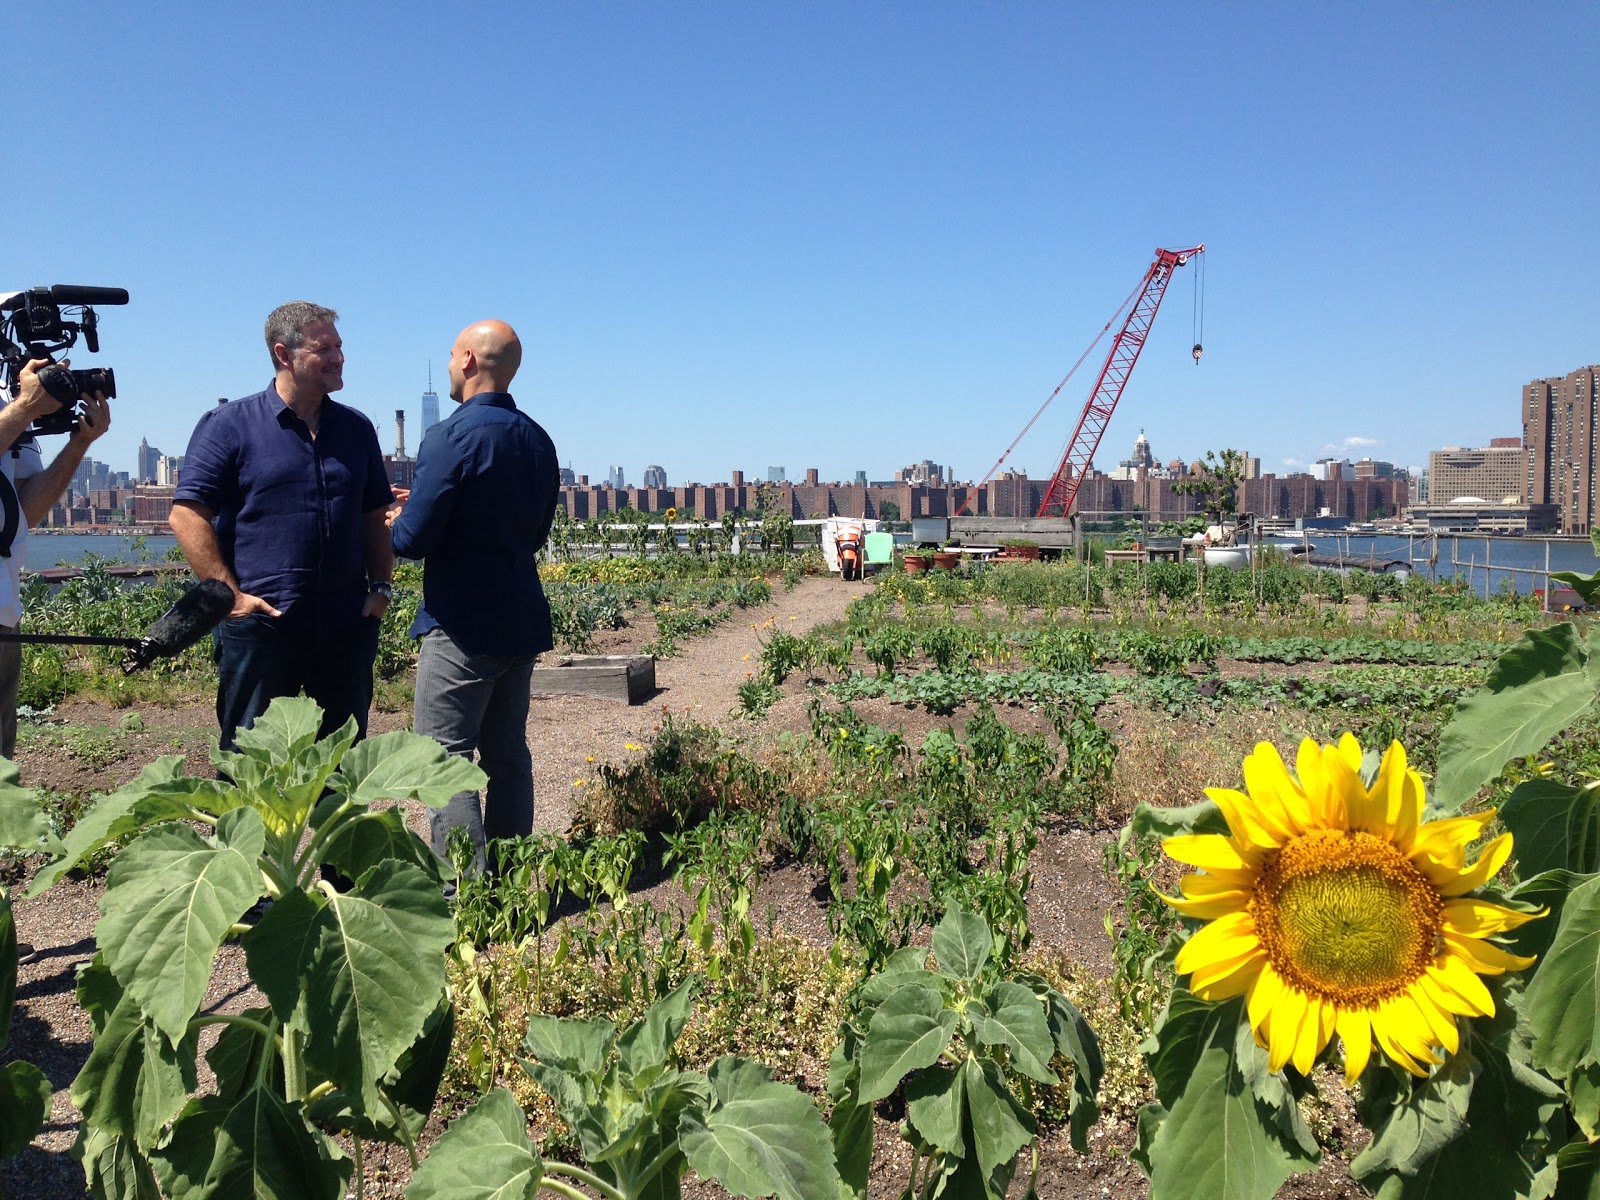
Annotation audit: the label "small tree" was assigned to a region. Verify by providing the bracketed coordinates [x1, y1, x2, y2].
[1170, 449, 1246, 527]
[877, 499, 901, 523]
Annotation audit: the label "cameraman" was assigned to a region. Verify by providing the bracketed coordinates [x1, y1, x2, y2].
[0, 358, 111, 757]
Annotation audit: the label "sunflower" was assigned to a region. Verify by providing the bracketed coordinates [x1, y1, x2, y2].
[1163, 734, 1539, 1083]
[664, 507, 679, 522]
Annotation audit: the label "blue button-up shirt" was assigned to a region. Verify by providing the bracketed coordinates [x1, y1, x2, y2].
[390, 392, 558, 658]
[175, 383, 393, 626]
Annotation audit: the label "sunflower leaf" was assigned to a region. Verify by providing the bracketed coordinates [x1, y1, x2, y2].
[679, 1055, 841, 1200]
[1432, 623, 1595, 813]
[1502, 778, 1600, 877]
[1130, 799, 1229, 840]
[858, 986, 959, 1104]
[1139, 994, 1317, 1200]
[406, 1087, 543, 1200]
[0, 1060, 50, 1160]
[1527, 874, 1600, 1079]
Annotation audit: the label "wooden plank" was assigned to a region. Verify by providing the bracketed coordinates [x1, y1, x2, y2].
[530, 655, 656, 704]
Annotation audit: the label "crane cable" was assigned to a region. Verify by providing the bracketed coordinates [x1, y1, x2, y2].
[1191, 249, 1206, 364]
[959, 274, 1147, 514]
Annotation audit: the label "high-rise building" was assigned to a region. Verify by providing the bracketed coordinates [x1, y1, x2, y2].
[608, 465, 626, 489]
[137, 438, 161, 482]
[421, 363, 440, 430]
[1523, 365, 1600, 534]
[1429, 443, 1526, 505]
[767, 466, 787, 483]
[642, 464, 667, 488]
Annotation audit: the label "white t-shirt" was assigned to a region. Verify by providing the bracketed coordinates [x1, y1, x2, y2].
[0, 434, 43, 628]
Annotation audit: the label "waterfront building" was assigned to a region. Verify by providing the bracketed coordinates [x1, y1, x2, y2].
[1524, 365, 1600, 535]
[1409, 498, 1558, 534]
[1429, 443, 1525, 506]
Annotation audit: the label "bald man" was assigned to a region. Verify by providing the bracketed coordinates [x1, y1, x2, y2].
[390, 320, 560, 879]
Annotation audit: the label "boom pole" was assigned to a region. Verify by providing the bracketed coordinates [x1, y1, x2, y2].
[1036, 244, 1203, 518]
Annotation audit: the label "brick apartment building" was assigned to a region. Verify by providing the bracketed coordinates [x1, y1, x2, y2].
[1524, 365, 1600, 535]
[557, 464, 1407, 525]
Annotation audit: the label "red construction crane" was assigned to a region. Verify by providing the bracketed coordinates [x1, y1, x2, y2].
[1034, 245, 1204, 517]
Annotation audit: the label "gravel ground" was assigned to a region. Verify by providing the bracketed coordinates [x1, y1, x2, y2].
[1, 573, 1365, 1198]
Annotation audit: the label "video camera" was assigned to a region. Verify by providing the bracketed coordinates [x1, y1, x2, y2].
[0, 284, 127, 435]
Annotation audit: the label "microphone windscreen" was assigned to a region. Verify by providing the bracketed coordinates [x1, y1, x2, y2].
[128, 579, 235, 669]
[47, 285, 130, 306]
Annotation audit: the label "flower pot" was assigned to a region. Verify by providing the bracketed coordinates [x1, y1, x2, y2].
[1002, 544, 1041, 561]
[904, 555, 930, 574]
[932, 552, 960, 570]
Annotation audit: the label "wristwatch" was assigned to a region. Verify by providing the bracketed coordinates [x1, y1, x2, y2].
[369, 580, 394, 600]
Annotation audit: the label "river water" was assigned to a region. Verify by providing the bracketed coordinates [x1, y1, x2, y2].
[1289, 533, 1599, 595]
[21, 530, 1600, 596]
[25, 532, 179, 572]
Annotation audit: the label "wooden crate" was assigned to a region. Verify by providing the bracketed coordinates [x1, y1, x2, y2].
[530, 655, 656, 704]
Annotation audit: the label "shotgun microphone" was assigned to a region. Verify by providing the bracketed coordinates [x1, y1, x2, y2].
[124, 579, 235, 672]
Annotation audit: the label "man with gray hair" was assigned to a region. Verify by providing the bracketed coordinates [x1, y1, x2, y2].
[172, 301, 395, 749]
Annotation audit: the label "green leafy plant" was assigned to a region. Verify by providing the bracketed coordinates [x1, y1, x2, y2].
[26, 695, 485, 1200]
[0, 764, 59, 1182]
[828, 907, 1103, 1200]
[412, 979, 841, 1200]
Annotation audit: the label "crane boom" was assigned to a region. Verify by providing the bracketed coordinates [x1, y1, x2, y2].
[1036, 244, 1203, 518]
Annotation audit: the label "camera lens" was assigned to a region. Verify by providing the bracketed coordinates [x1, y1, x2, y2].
[35, 365, 115, 403]
[36, 365, 78, 405]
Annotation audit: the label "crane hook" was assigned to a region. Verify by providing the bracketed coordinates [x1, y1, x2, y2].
[1192, 342, 1204, 365]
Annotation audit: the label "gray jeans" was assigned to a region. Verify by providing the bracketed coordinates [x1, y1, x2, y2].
[413, 627, 537, 876]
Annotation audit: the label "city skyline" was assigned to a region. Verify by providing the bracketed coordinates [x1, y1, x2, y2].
[15, 5, 1594, 486]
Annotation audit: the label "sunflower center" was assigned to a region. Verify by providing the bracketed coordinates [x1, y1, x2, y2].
[1250, 830, 1442, 1007]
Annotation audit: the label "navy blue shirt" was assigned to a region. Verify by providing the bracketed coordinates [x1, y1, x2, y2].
[175, 383, 393, 627]
[390, 392, 559, 658]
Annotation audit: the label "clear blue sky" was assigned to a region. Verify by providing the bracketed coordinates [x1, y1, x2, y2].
[12, 2, 1597, 488]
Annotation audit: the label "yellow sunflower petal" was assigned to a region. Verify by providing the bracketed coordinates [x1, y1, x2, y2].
[1393, 986, 1460, 1057]
[1372, 997, 1438, 1076]
[1408, 811, 1495, 863]
[1334, 732, 1364, 773]
[1247, 962, 1286, 1034]
[1162, 889, 1251, 921]
[1435, 834, 1514, 897]
[1190, 951, 1265, 1001]
[1267, 984, 1313, 1074]
[1299, 998, 1337, 1076]
[1390, 760, 1424, 850]
[1336, 1008, 1373, 1084]
[1295, 738, 1339, 826]
[1346, 740, 1404, 836]
[1163, 833, 1257, 876]
[1368, 741, 1421, 847]
[1443, 932, 1537, 975]
[1322, 745, 1373, 833]
[1441, 896, 1543, 937]
[1424, 955, 1495, 1019]
[1236, 746, 1309, 840]
[1207, 782, 1292, 850]
[1174, 910, 1259, 976]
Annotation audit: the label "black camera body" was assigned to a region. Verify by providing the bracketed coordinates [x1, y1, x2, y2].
[0, 285, 127, 436]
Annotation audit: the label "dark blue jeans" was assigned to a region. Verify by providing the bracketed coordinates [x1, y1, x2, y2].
[213, 612, 382, 751]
